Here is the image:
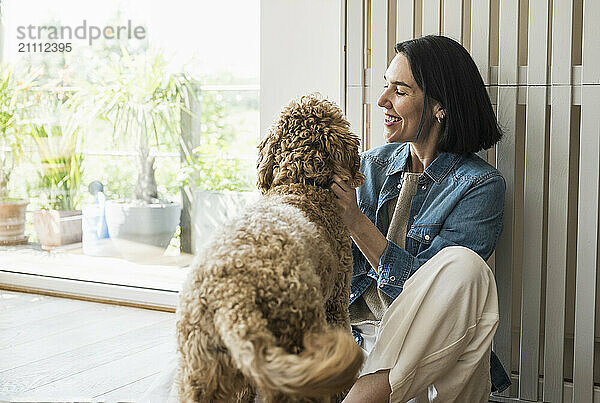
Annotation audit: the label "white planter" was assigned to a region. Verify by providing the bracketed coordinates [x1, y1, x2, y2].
[105, 200, 181, 258]
[192, 190, 259, 256]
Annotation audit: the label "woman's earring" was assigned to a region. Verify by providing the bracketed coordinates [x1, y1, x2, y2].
[436, 110, 446, 123]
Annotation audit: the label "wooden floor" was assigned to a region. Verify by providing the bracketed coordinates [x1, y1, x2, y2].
[0, 289, 177, 402]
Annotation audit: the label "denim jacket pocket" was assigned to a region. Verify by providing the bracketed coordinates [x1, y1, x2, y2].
[407, 225, 441, 245]
[406, 225, 441, 255]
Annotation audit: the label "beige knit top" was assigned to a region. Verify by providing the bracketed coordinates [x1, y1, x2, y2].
[349, 171, 421, 324]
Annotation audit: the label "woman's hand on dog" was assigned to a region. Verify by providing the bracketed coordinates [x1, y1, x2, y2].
[331, 175, 388, 273]
[331, 175, 363, 231]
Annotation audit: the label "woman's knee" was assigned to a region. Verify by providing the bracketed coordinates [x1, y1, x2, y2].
[434, 246, 492, 289]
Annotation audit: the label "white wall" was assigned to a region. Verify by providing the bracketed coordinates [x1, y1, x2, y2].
[260, 0, 343, 138]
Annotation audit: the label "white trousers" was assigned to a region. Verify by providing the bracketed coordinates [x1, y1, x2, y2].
[355, 246, 499, 403]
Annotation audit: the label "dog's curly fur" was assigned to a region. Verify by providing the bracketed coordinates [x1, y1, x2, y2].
[176, 94, 366, 403]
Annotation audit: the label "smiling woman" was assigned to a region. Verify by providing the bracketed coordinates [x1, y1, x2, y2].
[390, 37, 502, 154]
[379, 54, 429, 146]
[330, 35, 510, 402]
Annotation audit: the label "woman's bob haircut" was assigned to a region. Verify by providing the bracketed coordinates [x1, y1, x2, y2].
[395, 35, 503, 154]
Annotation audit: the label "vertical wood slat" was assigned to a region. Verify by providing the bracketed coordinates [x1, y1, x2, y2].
[519, 88, 546, 400]
[471, 0, 491, 163]
[422, 0, 441, 36]
[443, 0, 462, 42]
[396, 0, 415, 42]
[519, 0, 549, 399]
[346, 0, 365, 147]
[543, 0, 573, 401]
[572, 86, 600, 403]
[573, 1, 600, 401]
[544, 86, 571, 403]
[470, 0, 490, 85]
[494, 0, 520, 396]
[494, 88, 517, 398]
[580, 0, 600, 85]
[369, 0, 388, 149]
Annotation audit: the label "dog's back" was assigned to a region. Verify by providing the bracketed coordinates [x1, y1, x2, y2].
[176, 195, 363, 402]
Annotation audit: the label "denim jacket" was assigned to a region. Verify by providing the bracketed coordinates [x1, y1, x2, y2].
[349, 142, 511, 393]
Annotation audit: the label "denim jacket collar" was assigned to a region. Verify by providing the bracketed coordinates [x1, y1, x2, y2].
[385, 143, 463, 183]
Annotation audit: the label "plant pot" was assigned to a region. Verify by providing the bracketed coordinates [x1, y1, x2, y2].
[191, 190, 259, 255]
[0, 198, 29, 246]
[105, 200, 181, 258]
[33, 209, 82, 249]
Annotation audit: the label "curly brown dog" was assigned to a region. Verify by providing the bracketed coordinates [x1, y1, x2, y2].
[176, 94, 366, 403]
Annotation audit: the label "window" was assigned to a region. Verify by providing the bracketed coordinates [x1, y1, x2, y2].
[0, 0, 259, 305]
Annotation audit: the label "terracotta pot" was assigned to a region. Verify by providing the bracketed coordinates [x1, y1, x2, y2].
[33, 209, 82, 249]
[0, 199, 29, 246]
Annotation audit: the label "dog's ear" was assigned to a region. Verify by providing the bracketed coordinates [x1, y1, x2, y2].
[256, 128, 279, 194]
[319, 131, 365, 188]
[350, 151, 366, 188]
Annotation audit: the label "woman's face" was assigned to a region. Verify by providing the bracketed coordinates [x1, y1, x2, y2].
[377, 53, 429, 144]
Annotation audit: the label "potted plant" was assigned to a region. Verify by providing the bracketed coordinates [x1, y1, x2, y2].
[0, 65, 38, 245]
[69, 48, 196, 257]
[180, 155, 257, 255]
[177, 91, 257, 255]
[30, 122, 83, 249]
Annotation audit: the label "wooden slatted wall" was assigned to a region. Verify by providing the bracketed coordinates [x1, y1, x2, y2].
[344, 0, 598, 401]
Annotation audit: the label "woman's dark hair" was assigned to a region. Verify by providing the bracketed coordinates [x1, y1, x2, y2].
[395, 35, 503, 153]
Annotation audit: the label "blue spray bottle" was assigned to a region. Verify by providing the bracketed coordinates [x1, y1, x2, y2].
[82, 181, 109, 255]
